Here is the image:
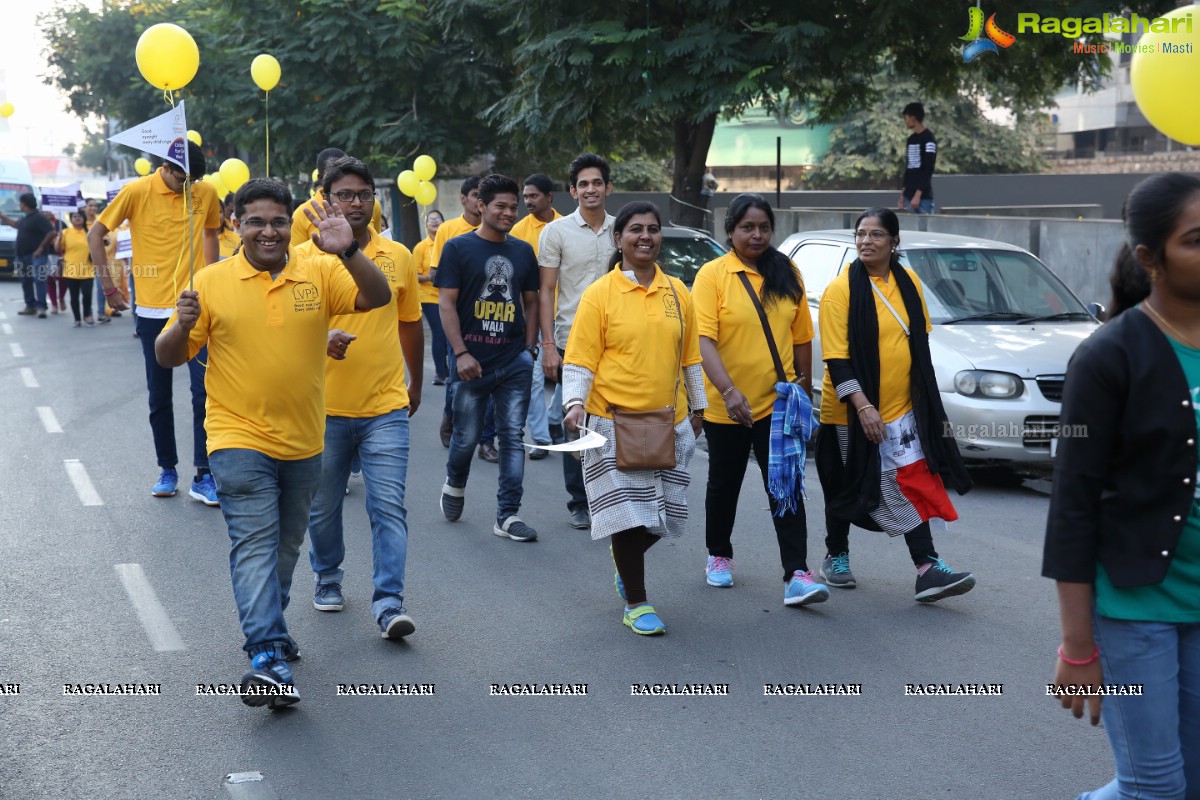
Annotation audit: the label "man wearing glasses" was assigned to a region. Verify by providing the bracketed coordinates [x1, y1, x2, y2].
[301, 157, 425, 641]
[155, 178, 391, 707]
[90, 141, 223, 504]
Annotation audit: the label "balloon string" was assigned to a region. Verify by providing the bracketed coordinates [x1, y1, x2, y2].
[265, 92, 270, 178]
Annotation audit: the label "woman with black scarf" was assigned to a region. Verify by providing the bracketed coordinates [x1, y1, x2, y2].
[814, 208, 975, 602]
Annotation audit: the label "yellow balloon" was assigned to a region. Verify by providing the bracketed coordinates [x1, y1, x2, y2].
[187, 129, 202, 146]
[413, 155, 437, 182]
[134, 157, 152, 176]
[415, 181, 438, 207]
[205, 172, 229, 199]
[135, 23, 200, 91]
[251, 54, 281, 92]
[219, 158, 251, 193]
[1131, 5, 1200, 145]
[311, 168, 319, 182]
[397, 170, 420, 197]
[0, 102, 13, 119]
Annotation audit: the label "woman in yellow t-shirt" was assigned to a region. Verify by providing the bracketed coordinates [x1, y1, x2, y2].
[692, 194, 825, 606]
[562, 201, 706, 637]
[814, 207, 974, 603]
[56, 210, 96, 326]
[218, 194, 240, 259]
[413, 209, 447, 383]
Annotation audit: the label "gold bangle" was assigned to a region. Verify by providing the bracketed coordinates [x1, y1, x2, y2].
[721, 385, 737, 398]
[856, 403, 875, 415]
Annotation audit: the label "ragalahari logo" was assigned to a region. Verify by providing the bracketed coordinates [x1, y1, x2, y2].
[960, 7, 1016, 62]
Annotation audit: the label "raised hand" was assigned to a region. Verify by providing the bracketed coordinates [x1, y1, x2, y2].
[303, 198, 354, 255]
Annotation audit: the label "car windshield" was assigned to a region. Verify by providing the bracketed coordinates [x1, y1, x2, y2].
[901, 248, 1089, 324]
[0, 184, 28, 217]
[658, 234, 725, 285]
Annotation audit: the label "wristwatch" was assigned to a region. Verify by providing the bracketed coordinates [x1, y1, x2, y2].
[339, 239, 360, 260]
[525, 344, 539, 359]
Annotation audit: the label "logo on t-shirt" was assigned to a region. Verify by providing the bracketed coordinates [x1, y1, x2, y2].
[662, 291, 681, 320]
[483, 255, 514, 302]
[473, 254, 517, 334]
[293, 281, 321, 313]
[376, 254, 397, 281]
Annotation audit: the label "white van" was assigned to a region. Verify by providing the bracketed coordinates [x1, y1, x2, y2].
[0, 156, 37, 277]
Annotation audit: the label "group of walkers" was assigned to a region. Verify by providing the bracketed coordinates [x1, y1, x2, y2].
[23, 128, 1196, 796]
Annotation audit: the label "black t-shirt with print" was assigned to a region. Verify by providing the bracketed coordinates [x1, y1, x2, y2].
[902, 129, 937, 199]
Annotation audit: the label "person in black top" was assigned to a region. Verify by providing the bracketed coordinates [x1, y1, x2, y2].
[1044, 172, 1200, 798]
[436, 174, 541, 543]
[898, 102, 936, 215]
[0, 193, 56, 317]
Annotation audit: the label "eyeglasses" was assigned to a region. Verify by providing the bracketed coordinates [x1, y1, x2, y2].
[331, 190, 375, 203]
[854, 229, 890, 242]
[240, 217, 291, 230]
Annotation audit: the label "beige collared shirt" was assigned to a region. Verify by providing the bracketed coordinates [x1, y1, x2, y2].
[537, 208, 615, 350]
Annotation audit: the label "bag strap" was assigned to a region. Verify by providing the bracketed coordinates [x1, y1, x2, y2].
[736, 271, 787, 384]
[868, 278, 910, 338]
[666, 277, 683, 410]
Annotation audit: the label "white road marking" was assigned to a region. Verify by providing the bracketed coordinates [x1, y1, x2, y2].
[1, 323, 11, 335]
[10, 342, 24, 358]
[20, 368, 37, 388]
[36, 406, 62, 433]
[64, 459, 103, 506]
[114, 564, 186, 653]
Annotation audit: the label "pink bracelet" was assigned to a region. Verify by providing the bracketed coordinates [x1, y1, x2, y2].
[1057, 645, 1099, 666]
[104, 288, 119, 297]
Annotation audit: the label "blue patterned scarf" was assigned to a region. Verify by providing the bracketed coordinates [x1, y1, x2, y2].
[767, 382, 813, 517]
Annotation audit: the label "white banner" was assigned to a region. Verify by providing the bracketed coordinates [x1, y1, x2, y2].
[105, 178, 134, 204]
[39, 183, 83, 215]
[108, 101, 189, 173]
[115, 227, 132, 260]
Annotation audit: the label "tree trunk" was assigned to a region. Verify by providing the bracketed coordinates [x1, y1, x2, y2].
[670, 112, 717, 230]
[397, 190, 422, 250]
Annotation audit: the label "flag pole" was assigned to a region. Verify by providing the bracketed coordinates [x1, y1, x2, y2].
[185, 175, 196, 290]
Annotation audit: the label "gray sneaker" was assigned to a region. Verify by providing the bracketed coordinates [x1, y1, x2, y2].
[440, 479, 465, 522]
[820, 552, 857, 589]
[313, 582, 345, 611]
[493, 515, 537, 542]
[567, 507, 591, 529]
[379, 608, 415, 639]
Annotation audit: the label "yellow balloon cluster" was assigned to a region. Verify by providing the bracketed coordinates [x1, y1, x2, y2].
[219, 158, 250, 193]
[251, 54, 281, 92]
[135, 23, 200, 91]
[187, 129, 202, 146]
[1131, 5, 1200, 145]
[204, 172, 229, 200]
[0, 102, 14, 119]
[398, 155, 439, 205]
[134, 157, 152, 176]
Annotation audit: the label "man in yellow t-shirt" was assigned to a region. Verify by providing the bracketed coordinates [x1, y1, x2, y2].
[413, 209, 447, 385]
[300, 157, 424, 640]
[155, 178, 391, 708]
[290, 147, 382, 247]
[89, 141, 223, 503]
[510, 174, 562, 459]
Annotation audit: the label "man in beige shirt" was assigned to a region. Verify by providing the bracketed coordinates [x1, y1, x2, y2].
[537, 153, 615, 530]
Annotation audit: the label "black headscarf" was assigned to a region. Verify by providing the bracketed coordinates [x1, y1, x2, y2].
[820, 258, 971, 525]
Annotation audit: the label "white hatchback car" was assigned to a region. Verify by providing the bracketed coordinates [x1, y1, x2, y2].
[779, 229, 1101, 466]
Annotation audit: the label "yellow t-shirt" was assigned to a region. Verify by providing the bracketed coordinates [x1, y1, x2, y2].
[412, 236, 438, 304]
[691, 252, 813, 423]
[218, 225, 241, 259]
[299, 233, 422, 418]
[564, 265, 701, 425]
[510, 211, 562, 258]
[59, 227, 94, 279]
[430, 215, 479, 267]
[166, 248, 362, 460]
[818, 266, 932, 426]
[97, 170, 221, 310]
[290, 188, 383, 247]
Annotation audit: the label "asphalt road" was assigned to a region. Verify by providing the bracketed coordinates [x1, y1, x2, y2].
[0, 280, 1114, 800]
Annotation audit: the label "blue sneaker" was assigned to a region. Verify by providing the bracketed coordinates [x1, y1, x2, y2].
[623, 605, 666, 635]
[379, 608, 415, 639]
[705, 556, 734, 588]
[819, 552, 857, 589]
[313, 582, 344, 612]
[784, 570, 830, 607]
[188, 474, 219, 506]
[239, 651, 299, 709]
[152, 468, 178, 497]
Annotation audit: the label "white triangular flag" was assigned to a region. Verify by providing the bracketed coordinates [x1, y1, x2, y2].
[108, 101, 189, 173]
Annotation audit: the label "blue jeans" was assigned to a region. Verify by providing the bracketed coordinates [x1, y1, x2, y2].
[903, 196, 936, 215]
[1076, 614, 1200, 799]
[94, 274, 106, 317]
[209, 448, 323, 658]
[527, 364, 551, 446]
[308, 409, 411, 622]
[422, 303, 449, 380]
[444, 349, 497, 443]
[553, 347, 588, 512]
[136, 315, 209, 470]
[17, 253, 48, 310]
[447, 350, 532, 521]
[547, 382, 563, 428]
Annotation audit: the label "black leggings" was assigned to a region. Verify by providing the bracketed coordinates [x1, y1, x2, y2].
[610, 526, 661, 606]
[824, 514, 938, 567]
[66, 278, 93, 322]
[704, 417, 810, 581]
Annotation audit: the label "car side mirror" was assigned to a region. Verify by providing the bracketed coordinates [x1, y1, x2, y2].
[1086, 302, 1106, 321]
